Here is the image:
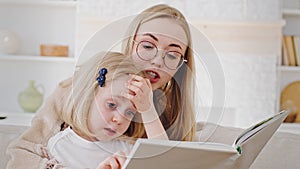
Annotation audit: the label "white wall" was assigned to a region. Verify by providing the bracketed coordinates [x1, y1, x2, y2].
[0, 0, 283, 128]
[0, 57, 75, 113]
[0, 1, 77, 113]
[77, 0, 282, 128]
[0, 2, 77, 57]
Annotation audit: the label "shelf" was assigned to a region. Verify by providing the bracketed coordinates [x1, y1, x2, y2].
[0, 54, 76, 63]
[0, 0, 77, 7]
[278, 66, 300, 72]
[190, 19, 285, 27]
[282, 9, 300, 16]
[0, 112, 34, 127]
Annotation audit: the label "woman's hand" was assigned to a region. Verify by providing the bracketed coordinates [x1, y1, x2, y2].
[96, 151, 127, 169]
[125, 74, 154, 113]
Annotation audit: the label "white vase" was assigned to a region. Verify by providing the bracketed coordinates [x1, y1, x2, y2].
[0, 30, 21, 54]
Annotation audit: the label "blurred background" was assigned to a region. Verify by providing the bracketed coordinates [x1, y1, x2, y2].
[0, 0, 299, 128]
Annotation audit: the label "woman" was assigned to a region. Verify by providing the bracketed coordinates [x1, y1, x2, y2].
[122, 4, 196, 141]
[6, 4, 196, 168]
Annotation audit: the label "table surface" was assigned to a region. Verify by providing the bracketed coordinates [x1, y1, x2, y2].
[0, 112, 35, 127]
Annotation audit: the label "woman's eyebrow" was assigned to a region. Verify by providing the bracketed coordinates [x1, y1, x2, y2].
[169, 43, 182, 50]
[142, 33, 183, 50]
[142, 33, 158, 41]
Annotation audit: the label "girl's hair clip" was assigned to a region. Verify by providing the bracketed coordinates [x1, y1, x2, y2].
[96, 68, 107, 87]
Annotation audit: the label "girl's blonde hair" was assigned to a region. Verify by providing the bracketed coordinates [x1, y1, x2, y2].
[61, 51, 145, 139]
[122, 4, 196, 141]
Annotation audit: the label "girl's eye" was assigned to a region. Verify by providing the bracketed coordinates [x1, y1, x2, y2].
[108, 102, 117, 109]
[124, 110, 135, 118]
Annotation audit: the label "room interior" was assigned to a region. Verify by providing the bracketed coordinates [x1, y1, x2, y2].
[0, 0, 300, 168]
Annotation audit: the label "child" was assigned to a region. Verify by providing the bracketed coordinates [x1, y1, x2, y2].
[41, 51, 167, 168]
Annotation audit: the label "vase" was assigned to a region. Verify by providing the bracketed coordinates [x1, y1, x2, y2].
[18, 80, 44, 113]
[0, 30, 21, 54]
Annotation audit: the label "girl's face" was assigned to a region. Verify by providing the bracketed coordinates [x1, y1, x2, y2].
[87, 78, 137, 141]
[132, 18, 188, 90]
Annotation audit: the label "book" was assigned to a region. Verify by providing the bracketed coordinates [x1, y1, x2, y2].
[293, 36, 300, 66]
[122, 110, 289, 169]
[283, 35, 296, 66]
[282, 37, 290, 66]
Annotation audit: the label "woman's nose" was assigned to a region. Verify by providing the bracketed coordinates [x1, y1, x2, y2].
[150, 50, 164, 68]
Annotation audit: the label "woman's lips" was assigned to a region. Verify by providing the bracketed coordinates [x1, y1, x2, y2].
[104, 128, 116, 136]
[144, 70, 160, 83]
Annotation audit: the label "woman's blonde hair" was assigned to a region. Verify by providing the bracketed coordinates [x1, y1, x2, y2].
[61, 51, 145, 139]
[122, 4, 196, 141]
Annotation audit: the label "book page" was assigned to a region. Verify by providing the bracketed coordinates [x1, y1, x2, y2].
[123, 139, 238, 169]
[122, 111, 289, 169]
[233, 110, 289, 147]
[232, 110, 289, 169]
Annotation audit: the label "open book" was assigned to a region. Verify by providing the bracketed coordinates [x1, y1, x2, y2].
[122, 110, 289, 169]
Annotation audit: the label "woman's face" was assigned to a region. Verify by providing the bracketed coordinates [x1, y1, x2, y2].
[132, 18, 188, 90]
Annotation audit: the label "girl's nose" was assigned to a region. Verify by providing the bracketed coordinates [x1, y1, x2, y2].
[150, 50, 164, 68]
[111, 112, 124, 125]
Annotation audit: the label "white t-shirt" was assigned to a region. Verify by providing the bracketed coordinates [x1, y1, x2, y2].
[47, 127, 133, 169]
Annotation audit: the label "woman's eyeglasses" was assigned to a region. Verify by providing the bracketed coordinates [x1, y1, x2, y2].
[135, 40, 187, 70]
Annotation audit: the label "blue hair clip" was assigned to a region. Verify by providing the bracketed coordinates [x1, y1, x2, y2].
[96, 68, 107, 87]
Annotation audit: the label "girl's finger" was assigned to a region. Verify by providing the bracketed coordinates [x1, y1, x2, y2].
[144, 78, 152, 88]
[129, 80, 143, 89]
[130, 74, 144, 81]
[130, 74, 152, 90]
[121, 92, 134, 100]
[108, 157, 119, 169]
[99, 156, 118, 169]
[127, 84, 142, 95]
[114, 151, 127, 167]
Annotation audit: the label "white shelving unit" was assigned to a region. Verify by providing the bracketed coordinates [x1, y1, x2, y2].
[277, 1, 300, 111]
[0, 0, 77, 113]
[0, 54, 76, 63]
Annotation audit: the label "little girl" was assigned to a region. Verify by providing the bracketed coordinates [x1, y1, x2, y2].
[44, 51, 167, 169]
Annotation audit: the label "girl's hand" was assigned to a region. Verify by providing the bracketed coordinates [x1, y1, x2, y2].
[125, 74, 154, 113]
[96, 151, 127, 169]
[125, 74, 168, 140]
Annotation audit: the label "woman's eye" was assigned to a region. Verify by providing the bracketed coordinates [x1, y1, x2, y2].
[166, 52, 182, 60]
[108, 102, 117, 109]
[142, 42, 155, 50]
[166, 53, 177, 60]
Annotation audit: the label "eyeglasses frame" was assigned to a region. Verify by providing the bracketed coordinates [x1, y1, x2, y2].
[134, 40, 187, 70]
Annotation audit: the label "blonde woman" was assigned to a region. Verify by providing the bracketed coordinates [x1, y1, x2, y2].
[122, 4, 196, 141]
[7, 4, 196, 168]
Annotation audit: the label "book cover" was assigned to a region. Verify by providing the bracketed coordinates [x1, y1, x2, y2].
[122, 110, 289, 169]
[282, 36, 290, 66]
[284, 35, 296, 66]
[293, 36, 300, 66]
